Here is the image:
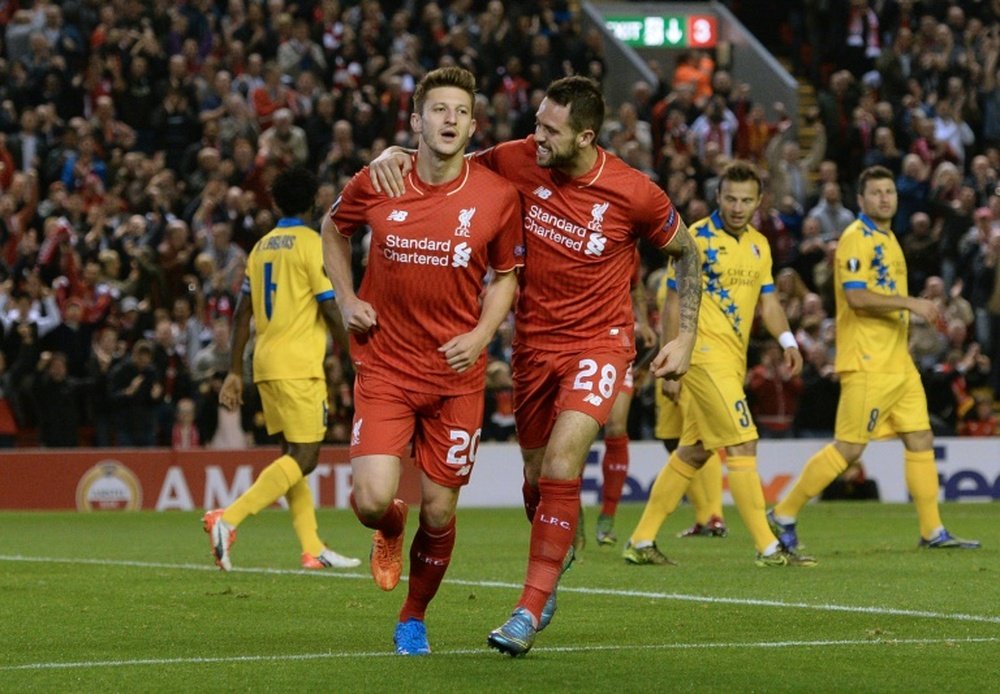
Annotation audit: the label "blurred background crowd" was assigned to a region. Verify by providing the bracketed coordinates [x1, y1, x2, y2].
[0, 0, 997, 449]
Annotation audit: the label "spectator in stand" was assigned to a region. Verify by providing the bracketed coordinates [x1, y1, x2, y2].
[807, 181, 856, 241]
[794, 342, 840, 439]
[192, 316, 232, 385]
[85, 325, 124, 447]
[793, 216, 828, 292]
[894, 153, 930, 236]
[902, 212, 940, 292]
[172, 396, 201, 449]
[40, 296, 92, 378]
[863, 126, 904, 176]
[747, 339, 804, 439]
[932, 99, 975, 171]
[958, 390, 999, 436]
[31, 350, 82, 447]
[766, 107, 826, 210]
[258, 108, 309, 168]
[817, 70, 859, 173]
[151, 315, 194, 445]
[672, 49, 714, 106]
[689, 95, 739, 161]
[108, 339, 162, 447]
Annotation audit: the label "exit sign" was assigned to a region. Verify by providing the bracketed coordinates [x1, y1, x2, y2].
[605, 14, 717, 48]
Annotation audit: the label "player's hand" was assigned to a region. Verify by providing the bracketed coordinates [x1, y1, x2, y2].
[651, 333, 694, 380]
[339, 296, 378, 334]
[369, 147, 411, 198]
[219, 373, 243, 411]
[661, 378, 681, 402]
[783, 346, 803, 376]
[908, 297, 941, 325]
[439, 331, 488, 373]
[636, 322, 657, 349]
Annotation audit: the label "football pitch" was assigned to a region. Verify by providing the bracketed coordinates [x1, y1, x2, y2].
[2, 502, 997, 692]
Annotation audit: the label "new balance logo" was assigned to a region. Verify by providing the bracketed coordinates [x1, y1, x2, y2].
[533, 186, 553, 200]
[386, 210, 409, 222]
[451, 241, 471, 268]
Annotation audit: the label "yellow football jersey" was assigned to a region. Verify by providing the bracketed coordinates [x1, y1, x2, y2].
[668, 211, 774, 371]
[244, 218, 334, 382]
[833, 214, 910, 373]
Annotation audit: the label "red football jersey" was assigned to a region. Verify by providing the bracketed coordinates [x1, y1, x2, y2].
[331, 157, 524, 394]
[474, 136, 680, 355]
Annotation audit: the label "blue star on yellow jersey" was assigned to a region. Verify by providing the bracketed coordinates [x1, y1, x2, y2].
[668, 210, 774, 370]
[834, 213, 910, 373]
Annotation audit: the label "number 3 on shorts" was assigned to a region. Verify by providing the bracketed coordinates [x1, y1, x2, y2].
[574, 359, 618, 406]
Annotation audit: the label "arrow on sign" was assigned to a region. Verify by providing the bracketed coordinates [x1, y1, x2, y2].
[666, 17, 683, 44]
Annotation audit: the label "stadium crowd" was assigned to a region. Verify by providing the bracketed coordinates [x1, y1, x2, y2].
[0, 0, 998, 449]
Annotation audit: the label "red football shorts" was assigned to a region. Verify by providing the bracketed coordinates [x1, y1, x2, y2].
[513, 345, 632, 450]
[350, 372, 484, 488]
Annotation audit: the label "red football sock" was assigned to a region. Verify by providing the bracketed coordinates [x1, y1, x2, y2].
[600, 435, 629, 516]
[350, 493, 405, 537]
[518, 477, 581, 622]
[399, 516, 456, 622]
[522, 477, 540, 522]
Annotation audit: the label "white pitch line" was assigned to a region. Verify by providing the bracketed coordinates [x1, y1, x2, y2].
[3, 637, 999, 672]
[3, 554, 1000, 626]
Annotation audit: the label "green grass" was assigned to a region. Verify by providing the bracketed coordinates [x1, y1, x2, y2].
[1, 502, 997, 692]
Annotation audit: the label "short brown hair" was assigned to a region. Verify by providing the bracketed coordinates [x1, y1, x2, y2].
[720, 160, 763, 195]
[544, 76, 605, 133]
[857, 165, 895, 194]
[412, 67, 476, 114]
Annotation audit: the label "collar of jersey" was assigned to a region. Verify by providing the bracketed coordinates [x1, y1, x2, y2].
[276, 217, 304, 227]
[709, 209, 747, 241]
[858, 213, 888, 236]
[406, 158, 471, 196]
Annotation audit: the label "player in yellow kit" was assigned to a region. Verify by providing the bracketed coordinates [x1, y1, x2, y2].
[623, 160, 815, 567]
[202, 166, 361, 571]
[653, 268, 727, 539]
[768, 166, 980, 550]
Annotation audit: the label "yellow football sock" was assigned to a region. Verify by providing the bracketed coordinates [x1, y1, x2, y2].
[687, 451, 723, 524]
[222, 455, 303, 527]
[630, 452, 697, 544]
[286, 478, 325, 556]
[726, 455, 776, 553]
[904, 449, 942, 539]
[774, 444, 848, 519]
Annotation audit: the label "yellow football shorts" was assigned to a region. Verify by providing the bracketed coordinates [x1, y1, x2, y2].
[835, 367, 931, 443]
[257, 378, 328, 443]
[654, 382, 683, 440]
[678, 363, 757, 450]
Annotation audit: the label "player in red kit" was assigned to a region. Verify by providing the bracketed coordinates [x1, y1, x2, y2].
[321, 67, 523, 656]
[370, 76, 701, 657]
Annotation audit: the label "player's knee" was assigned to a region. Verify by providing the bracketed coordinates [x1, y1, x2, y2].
[351, 489, 393, 523]
[901, 429, 933, 452]
[288, 442, 321, 474]
[419, 503, 456, 530]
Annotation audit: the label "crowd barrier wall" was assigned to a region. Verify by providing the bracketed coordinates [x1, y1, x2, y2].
[1, 439, 997, 511]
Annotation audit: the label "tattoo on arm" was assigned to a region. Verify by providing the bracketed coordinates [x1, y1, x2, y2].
[671, 225, 701, 336]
